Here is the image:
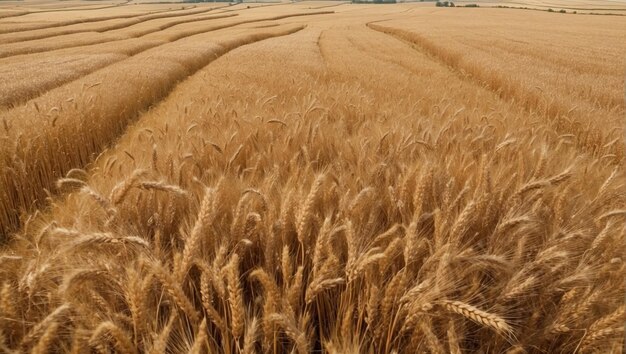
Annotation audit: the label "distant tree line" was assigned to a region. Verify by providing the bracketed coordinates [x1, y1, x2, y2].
[352, 0, 397, 3]
[435, 1, 479, 7]
[184, 0, 235, 3]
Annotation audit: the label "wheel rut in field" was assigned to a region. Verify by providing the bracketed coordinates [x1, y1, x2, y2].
[0, 24, 307, 240]
[367, 22, 542, 110]
[0, 13, 237, 108]
[0, 1, 133, 20]
[0, 7, 189, 34]
[23, 1, 132, 14]
[457, 39, 622, 111]
[316, 30, 329, 67]
[0, 5, 229, 44]
[0, 12, 333, 108]
[0, 10, 29, 20]
[367, 23, 624, 162]
[0, 11, 333, 59]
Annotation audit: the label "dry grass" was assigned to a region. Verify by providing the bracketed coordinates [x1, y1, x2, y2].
[0, 2, 624, 354]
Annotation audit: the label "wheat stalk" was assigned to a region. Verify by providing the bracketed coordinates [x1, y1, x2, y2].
[20, 304, 71, 349]
[151, 262, 200, 324]
[266, 313, 309, 354]
[189, 319, 208, 354]
[30, 321, 59, 354]
[148, 312, 178, 354]
[226, 254, 245, 339]
[296, 174, 325, 242]
[177, 187, 214, 278]
[242, 317, 259, 354]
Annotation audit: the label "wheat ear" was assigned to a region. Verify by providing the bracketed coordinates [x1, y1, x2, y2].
[439, 300, 512, 336]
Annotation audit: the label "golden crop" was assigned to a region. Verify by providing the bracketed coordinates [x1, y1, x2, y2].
[0, 1, 624, 353]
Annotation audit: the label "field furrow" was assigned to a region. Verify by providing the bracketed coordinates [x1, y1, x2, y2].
[0, 11, 335, 108]
[139, 10, 334, 41]
[0, 7, 178, 34]
[0, 1, 131, 20]
[0, 2, 194, 25]
[0, 23, 305, 238]
[0, 38, 166, 108]
[22, 1, 131, 13]
[0, 9, 29, 19]
[0, 10, 331, 59]
[368, 23, 624, 161]
[0, 5, 227, 43]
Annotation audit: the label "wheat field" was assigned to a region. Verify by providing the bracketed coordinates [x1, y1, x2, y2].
[0, 1, 624, 353]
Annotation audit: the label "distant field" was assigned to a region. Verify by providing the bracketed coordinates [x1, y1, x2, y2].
[0, 1, 624, 354]
[453, 0, 626, 13]
[473, 0, 626, 7]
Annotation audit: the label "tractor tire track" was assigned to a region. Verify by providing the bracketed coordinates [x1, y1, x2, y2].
[0, 1, 133, 19]
[0, 6, 200, 34]
[0, 24, 306, 239]
[0, 5, 228, 44]
[0, 11, 332, 59]
[367, 22, 624, 162]
[0, 12, 332, 108]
